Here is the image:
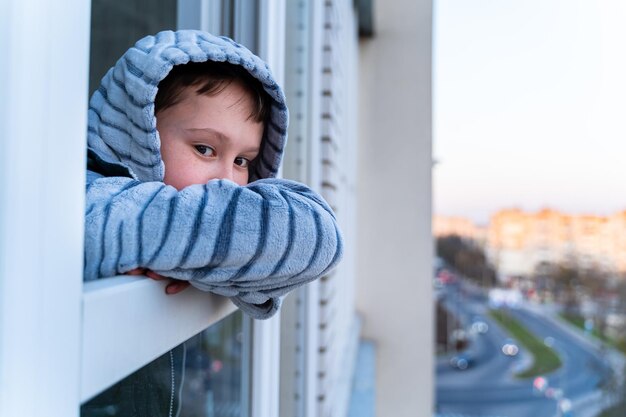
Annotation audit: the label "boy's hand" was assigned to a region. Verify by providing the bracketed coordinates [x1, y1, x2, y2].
[125, 268, 191, 295]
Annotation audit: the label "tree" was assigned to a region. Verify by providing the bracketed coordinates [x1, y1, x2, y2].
[436, 235, 497, 287]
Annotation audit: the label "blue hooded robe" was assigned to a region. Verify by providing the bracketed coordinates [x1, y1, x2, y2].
[84, 30, 343, 319]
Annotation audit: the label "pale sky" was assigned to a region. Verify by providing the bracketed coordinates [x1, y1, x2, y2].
[433, 0, 626, 225]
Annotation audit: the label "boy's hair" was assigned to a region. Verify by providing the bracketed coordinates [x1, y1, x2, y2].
[155, 61, 271, 123]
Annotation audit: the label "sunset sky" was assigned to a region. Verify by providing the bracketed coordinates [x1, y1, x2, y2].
[433, 0, 626, 225]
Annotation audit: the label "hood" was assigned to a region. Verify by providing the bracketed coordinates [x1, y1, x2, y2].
[87, 30, 288, 183]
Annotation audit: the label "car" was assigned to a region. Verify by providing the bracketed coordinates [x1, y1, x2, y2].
[449, 353, 473, 370]
[502, 339, 519, 356]
[471, 320, 489, 335]
[437, 269, 457, 285]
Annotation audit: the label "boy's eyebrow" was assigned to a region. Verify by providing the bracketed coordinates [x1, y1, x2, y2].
[185, 127, 260, 154]
[185, 127, 228, 141]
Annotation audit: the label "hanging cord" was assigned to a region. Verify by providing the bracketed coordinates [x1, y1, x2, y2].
[168, 345, 187, 417]
[169, 349, 175, 417]
[176, 344, 187, 417]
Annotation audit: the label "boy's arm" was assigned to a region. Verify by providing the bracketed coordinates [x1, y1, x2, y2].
[85, 174, 343, 319]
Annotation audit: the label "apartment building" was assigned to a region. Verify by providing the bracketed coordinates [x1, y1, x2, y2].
[0, 1, 433, 416]
[437, 209, 626, 279]
[433, 215, 486, 244]
[608, 211, 626, 273]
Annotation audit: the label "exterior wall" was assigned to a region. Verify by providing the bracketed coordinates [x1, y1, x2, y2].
[488, 209, 536, 276]
[570, 215, 613, 270]
[609, 212, 626, 274]
[356, 0, 434, 416]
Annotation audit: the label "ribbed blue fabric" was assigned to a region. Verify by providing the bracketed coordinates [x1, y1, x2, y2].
[84, 30, 343, 319]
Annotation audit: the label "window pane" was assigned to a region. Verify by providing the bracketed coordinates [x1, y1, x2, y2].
[181, 312, 246, 417]
[81, 312, 246, 417]
[89, 0, 177, 94]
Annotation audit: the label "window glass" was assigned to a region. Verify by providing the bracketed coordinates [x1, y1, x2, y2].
[434, 2, 626, 416]
[89, 0, 177, 94]
[81, 312, 246, 417]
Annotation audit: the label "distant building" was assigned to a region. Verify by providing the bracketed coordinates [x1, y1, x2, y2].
[488, 208, 572, 277]
[435, 209, 626, 278]
[433, 215, 487, 245]
[607, 211, 626, 273]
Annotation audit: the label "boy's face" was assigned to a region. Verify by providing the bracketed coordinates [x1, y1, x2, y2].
[157, 81, 264, 189]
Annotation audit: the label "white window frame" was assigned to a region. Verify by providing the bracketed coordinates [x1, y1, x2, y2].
[0, 1, 90, 416]
[250, 2, 286, 416]
[81, 277, 237, 402]
[0, 1, 286, 415]
[302, 1, 325, 415]
[277, 1, 327, 415]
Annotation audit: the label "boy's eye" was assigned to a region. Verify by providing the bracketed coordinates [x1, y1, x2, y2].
[194, 145, 215, 156]
[234, 157, 250, 168]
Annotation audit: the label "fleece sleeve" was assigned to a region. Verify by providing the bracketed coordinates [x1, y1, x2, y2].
[84, 174, 343, 319]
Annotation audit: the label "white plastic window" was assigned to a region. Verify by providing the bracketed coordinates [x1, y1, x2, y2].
[0, 1, 285, 416]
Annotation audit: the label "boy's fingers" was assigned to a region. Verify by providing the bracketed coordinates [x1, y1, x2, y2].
[131, 269, 189, 294]
[166, 281, 191, 295]
[145, 270, 167, 280]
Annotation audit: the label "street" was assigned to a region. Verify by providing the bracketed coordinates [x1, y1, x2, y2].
[436, 281, 614, 417]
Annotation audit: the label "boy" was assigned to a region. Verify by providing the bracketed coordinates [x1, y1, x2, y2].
[81, 30, 342, 416]
[84, 30, 343, 319]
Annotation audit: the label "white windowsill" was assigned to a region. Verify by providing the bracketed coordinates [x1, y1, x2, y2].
[81, 276, 236, 403]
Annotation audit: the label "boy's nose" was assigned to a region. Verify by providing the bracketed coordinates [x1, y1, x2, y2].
[215, 162, 236, 182]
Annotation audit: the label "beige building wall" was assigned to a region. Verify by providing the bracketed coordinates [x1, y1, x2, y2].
[433, 215, 487, 244]
[487, 208, 626, 277]
[356, 0, 433, 416]
[608, 212, 626, 273]
[488, 209, 534, 276]
[570, 215, 613, 270]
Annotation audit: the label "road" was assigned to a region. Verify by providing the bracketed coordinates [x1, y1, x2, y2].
[436, 281, 613, 417]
